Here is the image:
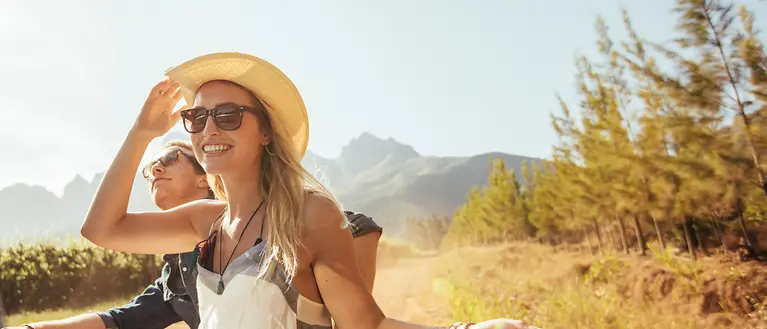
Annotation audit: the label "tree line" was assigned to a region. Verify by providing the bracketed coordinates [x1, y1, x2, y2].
[409, 0, 767, 260]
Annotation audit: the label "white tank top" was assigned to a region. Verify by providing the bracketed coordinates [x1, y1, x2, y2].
[195, 241, 333, 329]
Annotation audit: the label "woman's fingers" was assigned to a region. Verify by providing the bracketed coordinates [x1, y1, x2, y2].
[158, 80, 179, 97]
[170, 83, 184, 101]
[151, 78, 172, 95]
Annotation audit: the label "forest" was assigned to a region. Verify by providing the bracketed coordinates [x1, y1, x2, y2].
[406, 0, 767, 262]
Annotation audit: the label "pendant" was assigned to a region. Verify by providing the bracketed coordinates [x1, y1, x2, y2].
[217, 278, 225, 295]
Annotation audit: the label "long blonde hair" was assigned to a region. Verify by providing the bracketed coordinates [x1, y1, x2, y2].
[206, 81, 339, 282]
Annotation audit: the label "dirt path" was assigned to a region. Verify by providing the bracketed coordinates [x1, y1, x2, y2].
[372, 255, 452, 324]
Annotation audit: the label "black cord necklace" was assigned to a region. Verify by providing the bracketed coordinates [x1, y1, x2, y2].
[216, 199, 266, 295]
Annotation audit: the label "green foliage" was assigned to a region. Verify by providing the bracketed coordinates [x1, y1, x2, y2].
[0, 241, 161, 315]
[441, 158, 536, 249]
[443, 0, 767, 258]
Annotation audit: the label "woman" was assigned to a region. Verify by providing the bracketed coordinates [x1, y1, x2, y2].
[80, 52, 537, 329]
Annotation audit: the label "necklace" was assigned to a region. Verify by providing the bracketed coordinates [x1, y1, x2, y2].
[216, 199, 266, 295]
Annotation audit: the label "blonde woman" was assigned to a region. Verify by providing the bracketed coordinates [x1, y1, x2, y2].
[80, 52, 538, 329]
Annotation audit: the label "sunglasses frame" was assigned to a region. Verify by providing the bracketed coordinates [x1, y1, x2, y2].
[179, 104, 263, 134]
[193, 231, 217, 272]
[141, 149, 202, 180]
[192, 208, 227, 272]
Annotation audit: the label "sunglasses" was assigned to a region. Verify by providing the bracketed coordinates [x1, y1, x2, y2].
[141, 149, 199, 180]
[192, 208, 228, 272]
[180, 104, 263, 134]
[192, 231, 217, 272]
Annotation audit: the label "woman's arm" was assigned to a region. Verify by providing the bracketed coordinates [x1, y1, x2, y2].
[80, 127, 214, 254]
[305, 195, 537, 329]
[303, 196, 385, 328]
[80, 79, 217, 254]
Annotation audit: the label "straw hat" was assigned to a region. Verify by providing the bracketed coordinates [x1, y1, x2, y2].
[164, 52, 309, 157]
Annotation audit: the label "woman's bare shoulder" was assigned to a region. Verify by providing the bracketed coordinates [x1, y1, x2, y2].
[302, 192, 351, 256]
[303, 192, 344, 231]
[174, 198, 228, 238]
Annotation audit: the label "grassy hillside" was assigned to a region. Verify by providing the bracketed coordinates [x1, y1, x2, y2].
[432, 243, 767, 329]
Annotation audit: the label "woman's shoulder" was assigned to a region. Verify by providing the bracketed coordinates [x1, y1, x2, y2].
[174, 198, 227, 237]
[173, 197, 227, 213]
[301, 191, 354, 261]
[302, 190, 344, 233]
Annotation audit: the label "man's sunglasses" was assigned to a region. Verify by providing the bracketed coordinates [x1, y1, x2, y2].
[141, 150, 200, 180]
[179, 104, 263, 134]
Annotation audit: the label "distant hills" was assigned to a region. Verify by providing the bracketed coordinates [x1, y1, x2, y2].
[0, 132, 541, 241]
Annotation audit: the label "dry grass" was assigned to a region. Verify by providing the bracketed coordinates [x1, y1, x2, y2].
[430, 243, 767, 329]
[377, 238, 435, 267]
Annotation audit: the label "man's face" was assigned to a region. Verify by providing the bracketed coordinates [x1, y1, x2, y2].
[143, 147, 208, 209]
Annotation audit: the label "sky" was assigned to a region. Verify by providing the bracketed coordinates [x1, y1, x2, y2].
[0, 0, 764, 196]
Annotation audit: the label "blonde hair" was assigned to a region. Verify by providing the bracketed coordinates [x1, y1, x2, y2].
[163, 139, 194, 153]
[206, 81, 340, 282]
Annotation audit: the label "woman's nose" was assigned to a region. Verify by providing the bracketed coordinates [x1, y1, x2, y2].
[202, 115, 220, 136]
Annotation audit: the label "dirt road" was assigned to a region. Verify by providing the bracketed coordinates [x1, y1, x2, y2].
[372, 255, 452, 324]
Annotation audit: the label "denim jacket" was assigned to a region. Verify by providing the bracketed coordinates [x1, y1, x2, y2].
[97, 252, 199, 329]
[97, 210, 381, 329]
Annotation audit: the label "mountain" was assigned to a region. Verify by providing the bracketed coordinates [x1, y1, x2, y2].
[302, 133, 539, 234]
[0, 133, 542, 241]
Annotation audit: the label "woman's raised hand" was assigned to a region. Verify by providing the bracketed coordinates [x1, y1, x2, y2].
[132, 79, 185, 139]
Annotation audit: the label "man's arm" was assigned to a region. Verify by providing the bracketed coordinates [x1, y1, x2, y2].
[345, 211, 383, 292]
[13, 280, 182, 329]
[8, 313, 107, 329]
[97, 279, 183, 329]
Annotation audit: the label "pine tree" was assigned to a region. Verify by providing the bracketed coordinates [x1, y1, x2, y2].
[618, 9, 691, 251]
[641, 0, 766, 251]
[482, 158, 523, 242]
[442, 186, 486, 248]
[546, 98, 604, 251]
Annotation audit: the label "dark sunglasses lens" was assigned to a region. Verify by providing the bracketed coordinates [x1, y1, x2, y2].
[142, 151, 181, 179]
[214, 106, 242, 130]
[182, 109, 209, 133]
[159, 151, 180, 166]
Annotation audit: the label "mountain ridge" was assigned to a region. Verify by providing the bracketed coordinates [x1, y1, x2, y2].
[0, 132, 542, 240]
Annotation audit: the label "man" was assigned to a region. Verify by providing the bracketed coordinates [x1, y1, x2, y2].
[9, 140, 382, 329]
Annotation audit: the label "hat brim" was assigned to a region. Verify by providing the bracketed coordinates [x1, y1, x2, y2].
[164, 52, 309, 158]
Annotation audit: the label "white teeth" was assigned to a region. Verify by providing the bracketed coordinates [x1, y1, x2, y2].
[203, 144, 231, 154]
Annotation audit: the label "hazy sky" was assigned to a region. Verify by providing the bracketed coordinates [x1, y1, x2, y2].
[1, 0, 763, 195]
